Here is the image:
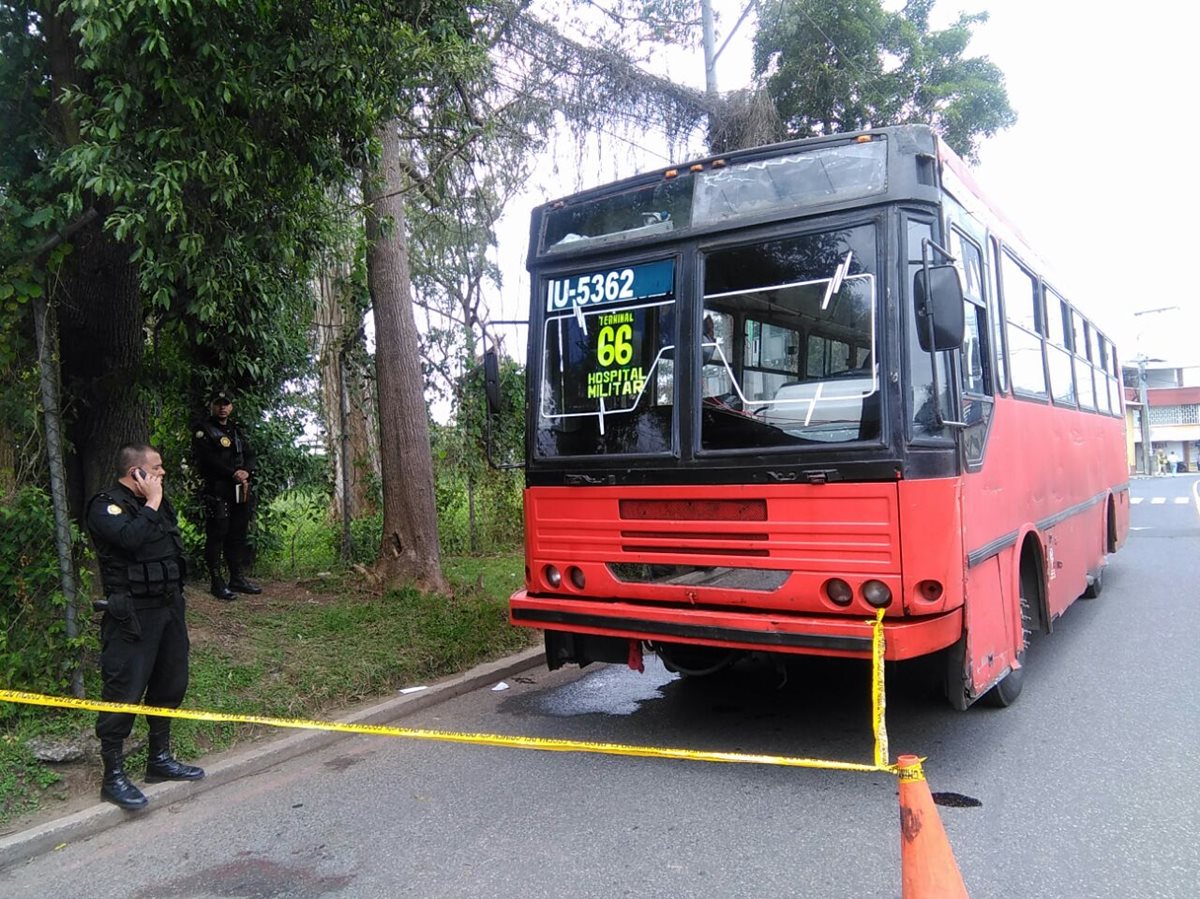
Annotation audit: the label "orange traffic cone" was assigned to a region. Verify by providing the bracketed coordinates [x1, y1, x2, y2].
[897, 754, 969, 898]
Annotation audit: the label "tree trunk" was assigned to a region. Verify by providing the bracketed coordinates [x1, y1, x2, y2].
[363, 120, 446, 592]
[0, 433, 14, 498]
[56, 220, 146, 518]
[44, 5, 144, 517]
[314, 263, 380, 523]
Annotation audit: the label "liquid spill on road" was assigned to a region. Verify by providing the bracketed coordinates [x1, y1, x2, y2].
[534, 657, 678, 717]
[931, 791, 982, 808]
[133, 855, 353, 898]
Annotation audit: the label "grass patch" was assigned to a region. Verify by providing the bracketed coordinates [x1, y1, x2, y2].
[0, 553, 534, 827]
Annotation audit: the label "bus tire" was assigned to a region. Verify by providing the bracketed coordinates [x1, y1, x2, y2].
[982, 593, 1029, 708]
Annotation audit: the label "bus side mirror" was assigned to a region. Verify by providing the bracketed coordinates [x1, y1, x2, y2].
[483, 349, 502, 414]
[914, 264, 965, 352]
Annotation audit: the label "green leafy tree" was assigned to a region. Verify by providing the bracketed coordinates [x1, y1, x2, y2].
[0, 0, 480, 518]
[356, 1, 710, 586]
[754, 0, 1015, 160]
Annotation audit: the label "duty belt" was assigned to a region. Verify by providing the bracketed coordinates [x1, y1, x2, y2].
[93, 585, 181, 614]
[130, 586, 182, 610]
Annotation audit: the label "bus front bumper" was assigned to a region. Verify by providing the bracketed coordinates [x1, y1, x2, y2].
[509, 591, 963, 661]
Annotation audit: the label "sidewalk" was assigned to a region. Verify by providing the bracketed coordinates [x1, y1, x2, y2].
[0, 646, 545, 869]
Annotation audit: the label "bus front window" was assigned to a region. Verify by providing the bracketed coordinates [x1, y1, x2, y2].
[700, 225, 880, 450]
[536, 259, 677, 457]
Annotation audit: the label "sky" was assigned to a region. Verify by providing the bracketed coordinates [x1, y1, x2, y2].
[485, 0, 1200, 369]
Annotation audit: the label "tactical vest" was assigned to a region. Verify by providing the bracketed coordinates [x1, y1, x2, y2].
[199, 419, 245, 469]
[89, 491, 186, 599]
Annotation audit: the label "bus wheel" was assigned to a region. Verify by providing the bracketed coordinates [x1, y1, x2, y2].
[1081, 565, 1104, 599]
[982, 656, 1024, 707]
[982, 594, 1029, 708]
[654, 643, 738, 677]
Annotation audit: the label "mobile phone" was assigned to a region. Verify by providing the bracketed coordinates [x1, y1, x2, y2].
[132, 467, 147, 479]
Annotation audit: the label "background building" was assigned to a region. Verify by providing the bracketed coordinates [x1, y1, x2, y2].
[1123, 362, 1200, 474]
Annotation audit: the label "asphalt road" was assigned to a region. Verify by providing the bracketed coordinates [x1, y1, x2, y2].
[2, 476, 1197, 898]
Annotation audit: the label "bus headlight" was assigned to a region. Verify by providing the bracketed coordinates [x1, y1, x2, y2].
[544, 566, 562, 588]
[862, 580, 892, 608]
[825, 578, 853, 606]
[568, 567, 586, 589]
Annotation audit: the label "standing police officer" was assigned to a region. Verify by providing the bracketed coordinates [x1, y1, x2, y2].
[192, 391, 262, 600]
[87, 444, 205, 810]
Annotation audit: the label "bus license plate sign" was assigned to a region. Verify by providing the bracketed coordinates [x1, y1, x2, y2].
[546, 259, 674, 312]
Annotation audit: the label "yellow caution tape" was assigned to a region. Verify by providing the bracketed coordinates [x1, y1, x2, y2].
[0, 613, 899, 775]
[871, 607, 889, 770]
[0, 688, 893, 773]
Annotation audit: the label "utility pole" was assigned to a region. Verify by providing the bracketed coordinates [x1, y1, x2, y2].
[1132, 305, 1181, 476]
[700, 2, 759, 104]
[701, 0, 718, 99]
[1137, 355, 1153, 476]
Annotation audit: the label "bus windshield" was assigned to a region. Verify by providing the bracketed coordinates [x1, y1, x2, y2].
[701, 224, 879, 449]
[537, 259, 677, 458]
[534, 225, 879, 458]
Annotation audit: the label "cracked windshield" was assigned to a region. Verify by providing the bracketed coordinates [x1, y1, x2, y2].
[701, 225, 879, 450]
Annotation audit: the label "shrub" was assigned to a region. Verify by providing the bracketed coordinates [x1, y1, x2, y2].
[0, 487, 94, 695]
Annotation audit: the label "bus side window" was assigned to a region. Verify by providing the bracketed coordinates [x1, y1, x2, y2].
[906, 216, 953, 437]
[1106, 338, 1123, 416]
[1001, 250, 1047, 398]
[987, 236, 1008, 394]
[701, 309, 734, 398]
[1044, 286, 1076, 407]
[949, 227, 989, 397]
[1093, 330, 1112, 415]
[1073, 310, 1097, 411]
[744, 318, 801, 404]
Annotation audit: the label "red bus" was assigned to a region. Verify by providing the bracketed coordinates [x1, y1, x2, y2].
[506, 125, 1129, 708]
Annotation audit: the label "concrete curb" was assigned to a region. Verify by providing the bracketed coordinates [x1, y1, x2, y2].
[0, 646, 545, 869]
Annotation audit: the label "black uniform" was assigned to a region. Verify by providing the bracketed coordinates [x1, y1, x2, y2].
[86, 483, 190, 747]
[192, 415, 256, 582]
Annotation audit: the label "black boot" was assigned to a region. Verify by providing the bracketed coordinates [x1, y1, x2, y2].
[101, 748, 148, 810]
[145, 721, 205, 783]
[228, 571, 262, 595]
[210, 574, 236, 601]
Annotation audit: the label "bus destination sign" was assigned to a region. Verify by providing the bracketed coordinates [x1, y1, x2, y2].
[546, 259, 674, 313]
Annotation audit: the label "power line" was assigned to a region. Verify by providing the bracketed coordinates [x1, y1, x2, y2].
[713, 0, 760, 67]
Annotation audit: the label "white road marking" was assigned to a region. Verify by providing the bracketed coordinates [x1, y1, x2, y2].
[1151, 497, 1166, 505]
[1175, 497, 1189, 504]
[1131, 497, 1144, 504]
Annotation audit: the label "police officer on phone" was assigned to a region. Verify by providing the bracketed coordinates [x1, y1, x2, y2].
[192, 390, 261, 600]
[86, 444, 205, 810]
